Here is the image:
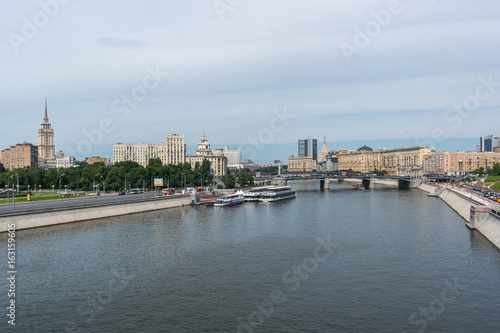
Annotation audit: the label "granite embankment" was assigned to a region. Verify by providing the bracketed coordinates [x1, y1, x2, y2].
[419, 183, 500, 249]
[0, 195, 191, 232]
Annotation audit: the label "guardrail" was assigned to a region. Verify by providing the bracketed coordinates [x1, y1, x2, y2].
[0, 194, 189, 218]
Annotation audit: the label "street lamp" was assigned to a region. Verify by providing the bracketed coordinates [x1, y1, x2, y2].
[139, 175, 145, 199]
[52, 185, 55, 192]
[101, 175, 106, 203]
[202, 172, 210, 190]
[124, 173, 130, 193]
[59, 173, 65, 200]
[181, 172, 186, 189]
[8, 176, 13, 205]
[151, 172, 156, 191]
[93, 173, 99, 196]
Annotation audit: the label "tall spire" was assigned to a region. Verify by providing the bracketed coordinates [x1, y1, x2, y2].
[44, 98, 48, 121]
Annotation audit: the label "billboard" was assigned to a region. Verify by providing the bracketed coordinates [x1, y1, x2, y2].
[154, 178, 164, 187]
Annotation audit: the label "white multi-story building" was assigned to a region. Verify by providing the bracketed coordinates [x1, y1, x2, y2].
[223, 146, 243, 169]
[113, 134, 186, 167]
[56, 151, 76, 168]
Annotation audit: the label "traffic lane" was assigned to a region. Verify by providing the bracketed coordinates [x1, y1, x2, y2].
[0, 192, 167, 215]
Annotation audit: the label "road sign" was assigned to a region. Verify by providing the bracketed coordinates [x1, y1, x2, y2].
[154, 178, 163, 187]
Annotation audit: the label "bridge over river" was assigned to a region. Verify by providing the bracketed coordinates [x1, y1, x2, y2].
[255, 172, 425, 190]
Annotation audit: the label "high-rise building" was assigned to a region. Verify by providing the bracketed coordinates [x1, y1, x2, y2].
[480, 135, 500, 152]
[165, 134, 186, 165]
[1, 142, 38, 170]
[298, 136, 317, 161]
[318, 136, 328, 163]
[37, 99, 56, 164]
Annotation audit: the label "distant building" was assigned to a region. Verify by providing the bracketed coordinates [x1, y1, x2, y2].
[85, 156, 110, 165]
[165, 134, 186, 165]
[480, 135, 500, 152]
[339, 146, 433, 176]
[317, 136, 328, 163]
[37, 99, 56, 165]
[288, 156, 316, 172]
[338, 145, 381, 173]
[113, 134, 186, 167]
[298, 136, 317, 161]
[186, 134, 227, 177]
[317, 151, 339, 172]
[242, 159, 259, 172]
[424, 151, 500, 175]
[56, 151, 76, 168]
[1, 142, 38, 170]
[223, 146, 243, 170]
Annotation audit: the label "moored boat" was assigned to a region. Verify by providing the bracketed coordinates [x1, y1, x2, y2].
[243, 186, 274, 202]
[214, 191, 245, 207]
[259, 186, 297, 202]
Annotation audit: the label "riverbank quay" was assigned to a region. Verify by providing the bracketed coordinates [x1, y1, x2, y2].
[419, 183, 500, 249]
[0, 194, 191, 232]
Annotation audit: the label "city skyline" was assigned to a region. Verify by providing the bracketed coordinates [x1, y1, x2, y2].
[1, 1, 500, 164]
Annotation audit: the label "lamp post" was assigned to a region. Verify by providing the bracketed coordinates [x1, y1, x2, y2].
[151, 172, 156, 191]
[39, 185, 41, 192]
[8, 176, 13, 205]
[93, 173, 99, 196]
[202, 172, 209, 190]
[181, 172, 186, 189]
[52, 185, 55, 192]
[102, 176, 106, 203]
[140, 175, 145, 199]
[59, 173, 65, 200]
[125, 173, 130, 193]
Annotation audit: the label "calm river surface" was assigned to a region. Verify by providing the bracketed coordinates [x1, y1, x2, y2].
[2, 181, 500, 332]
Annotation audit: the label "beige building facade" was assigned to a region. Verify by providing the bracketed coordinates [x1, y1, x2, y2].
[339, 146, 433, 176]
[338, 150, 381, 173]
[85, 156, 110, 165]
[186, 135, 227, 176]
[287, 156, 316, 172]
[1, 142, 38, 170]
[380, 147, 433, 176]
[113, 134, 186, 167]
[38, 99, 56, 164]
[424, 151, 500, 175]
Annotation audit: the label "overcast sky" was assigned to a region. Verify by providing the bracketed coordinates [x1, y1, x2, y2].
[1, 0, 499, 163]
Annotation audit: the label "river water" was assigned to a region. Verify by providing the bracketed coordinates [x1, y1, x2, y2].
[2, 181, 500, 332]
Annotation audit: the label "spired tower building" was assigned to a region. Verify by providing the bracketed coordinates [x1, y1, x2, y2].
[37, 99, 56, 165]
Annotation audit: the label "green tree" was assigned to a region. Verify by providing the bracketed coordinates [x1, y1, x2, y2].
[148, 158, 163, 167]
[0, 163, 5, 174]
[472, 167, 484, 176]
[235, 170, 254, 187]
[491, 163, 500, 176]
[222, 174, 236, 188]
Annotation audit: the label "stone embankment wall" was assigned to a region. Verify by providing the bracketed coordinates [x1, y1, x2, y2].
[0, 196, 191, 232]
[418, 184, 500, 249]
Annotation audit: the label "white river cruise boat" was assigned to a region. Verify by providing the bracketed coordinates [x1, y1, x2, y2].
[214, 191, 245, 207]
[259, 186, 297, 203]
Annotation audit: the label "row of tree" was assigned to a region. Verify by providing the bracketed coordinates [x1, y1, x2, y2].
[0, 158, 214, 192]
